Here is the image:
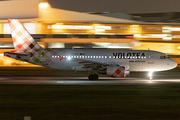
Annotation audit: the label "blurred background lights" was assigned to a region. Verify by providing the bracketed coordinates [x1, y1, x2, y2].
[129, 25, 142, 33]
[39, 2, 49, 9]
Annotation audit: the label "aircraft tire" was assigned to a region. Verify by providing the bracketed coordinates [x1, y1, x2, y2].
[93, 74, 99, 80]
[88, 74, 94, 80]
[88, 74, 99, 80]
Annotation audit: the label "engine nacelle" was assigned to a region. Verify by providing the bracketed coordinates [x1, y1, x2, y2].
[107, 66, 126, 78]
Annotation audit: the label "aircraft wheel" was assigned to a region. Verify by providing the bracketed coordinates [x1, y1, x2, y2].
[94, 74, 99, 80]
[88, 74, 99, 80]
[88, 74, 94, 80]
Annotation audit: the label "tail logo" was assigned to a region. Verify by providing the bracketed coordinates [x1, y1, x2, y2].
[8, 19, 42, 53]
[110, 66, 125, 77]
[59, 56, 64, 61]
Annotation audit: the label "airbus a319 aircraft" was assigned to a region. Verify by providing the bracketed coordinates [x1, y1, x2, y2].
[4, 19, 177, 80]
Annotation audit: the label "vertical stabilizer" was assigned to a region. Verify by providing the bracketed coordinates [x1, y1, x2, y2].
[8, 19, 42, 53]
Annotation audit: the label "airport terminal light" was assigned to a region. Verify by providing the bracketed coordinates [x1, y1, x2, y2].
[162, 27, 180, 33]
[90, 24, 112, 33]
[39, 2, 49, 9]
[129, 25, 142, 33]
[162, 37, 172, 40]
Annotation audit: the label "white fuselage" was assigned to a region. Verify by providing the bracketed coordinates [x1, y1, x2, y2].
[45, 49, 177, 72]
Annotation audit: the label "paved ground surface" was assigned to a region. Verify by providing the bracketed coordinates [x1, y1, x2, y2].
[1, 67, 180, 119]
[0, 67, 180, 85]
[1, 77, 180, 85]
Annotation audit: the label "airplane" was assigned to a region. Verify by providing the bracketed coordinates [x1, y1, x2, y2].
[4, 19, 177, 80]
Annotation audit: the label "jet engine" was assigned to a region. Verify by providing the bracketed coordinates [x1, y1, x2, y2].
[98, 66, 130, 78]
[107, 66, 126, 78]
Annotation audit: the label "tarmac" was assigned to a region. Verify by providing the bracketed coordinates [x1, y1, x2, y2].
[0, 66, 180, 85]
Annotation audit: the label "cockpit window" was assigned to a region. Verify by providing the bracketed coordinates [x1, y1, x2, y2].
[166, 56, 170, 59]
[160, 56, 165, 59]
[160, 56, 170, 59]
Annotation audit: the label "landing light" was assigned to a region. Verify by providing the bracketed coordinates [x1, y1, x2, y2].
[148, 72, 153, 77]
[148, 71, 153, 80]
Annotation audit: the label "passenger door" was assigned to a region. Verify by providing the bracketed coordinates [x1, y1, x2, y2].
[148, 52, 154, 69]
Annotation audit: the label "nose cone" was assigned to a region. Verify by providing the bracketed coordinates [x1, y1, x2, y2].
[170, 59, 177, 69]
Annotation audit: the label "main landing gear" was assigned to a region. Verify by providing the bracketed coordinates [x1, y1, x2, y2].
[148, 71, 153, 80]
[88, 74, 99, 80]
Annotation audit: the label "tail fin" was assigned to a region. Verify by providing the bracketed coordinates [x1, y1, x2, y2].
[8, 19, 42, 53]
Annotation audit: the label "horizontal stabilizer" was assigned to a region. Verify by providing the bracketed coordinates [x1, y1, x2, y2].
[4, 51, 28, 57]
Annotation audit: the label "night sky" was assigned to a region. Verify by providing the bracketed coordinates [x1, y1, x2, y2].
[47, 0, 180, 14]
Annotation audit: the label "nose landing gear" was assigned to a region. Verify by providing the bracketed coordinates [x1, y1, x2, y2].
[88, 74, 99, 80]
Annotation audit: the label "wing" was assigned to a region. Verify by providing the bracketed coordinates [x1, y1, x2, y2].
[70, 58, 118, 70]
